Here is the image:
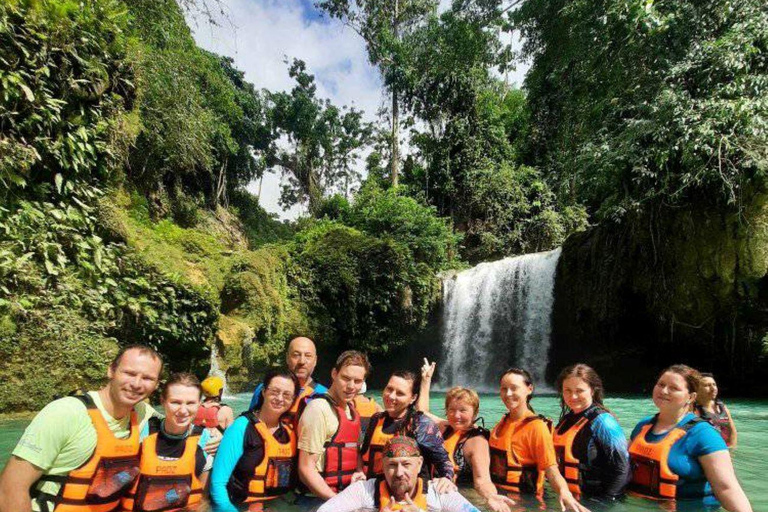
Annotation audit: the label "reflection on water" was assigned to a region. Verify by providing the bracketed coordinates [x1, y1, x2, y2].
[1, 392, 766, 511]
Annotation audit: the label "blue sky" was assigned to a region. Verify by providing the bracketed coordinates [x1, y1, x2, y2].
[190, 0, 527, 219]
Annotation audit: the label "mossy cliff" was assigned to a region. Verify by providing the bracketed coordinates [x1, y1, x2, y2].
[551, 194, 768, 396]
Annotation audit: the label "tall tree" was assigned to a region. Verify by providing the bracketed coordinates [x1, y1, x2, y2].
[268, 59, 371, 214]
[316, 0, 437, 187]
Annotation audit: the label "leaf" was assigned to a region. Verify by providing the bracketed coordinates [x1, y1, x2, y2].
[55, 174, 63, 194]
[19, 83, 35, 102]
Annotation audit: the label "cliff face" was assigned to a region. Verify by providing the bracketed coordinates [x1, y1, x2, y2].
[551, 196, 768, 396]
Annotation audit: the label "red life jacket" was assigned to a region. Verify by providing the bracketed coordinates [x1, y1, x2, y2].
[318, 395, 361, 493]
[193, 403, 221, 429]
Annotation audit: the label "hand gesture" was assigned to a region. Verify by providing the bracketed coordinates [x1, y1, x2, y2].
[203, 428, 222, 456]
[402, 493, 426, 512]
[430, 476, 457, 495]
[350, 471, 367, 484]
[421, 358, 436, 382]
[487, 493, 516, 512]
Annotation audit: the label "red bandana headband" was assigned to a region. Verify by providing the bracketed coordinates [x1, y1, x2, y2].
[383, 435, 421, 458]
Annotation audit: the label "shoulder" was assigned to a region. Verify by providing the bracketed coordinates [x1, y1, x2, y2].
[299, 397, 335, 427]
[313, 382, 329, 394]
[631, 415, 655, 439]
[134, 400, 158, 426]
[683, 419, 728, 455]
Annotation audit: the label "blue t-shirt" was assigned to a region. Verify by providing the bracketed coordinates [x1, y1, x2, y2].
[630, 413, 727, 505]
[209, 415, 250, 512]
[248, 380, 328, 410]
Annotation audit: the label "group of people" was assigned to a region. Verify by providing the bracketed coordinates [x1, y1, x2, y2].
[0, 336, 752, 512]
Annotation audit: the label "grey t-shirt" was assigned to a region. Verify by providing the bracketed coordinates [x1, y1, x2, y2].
[316, 479, 480, 512]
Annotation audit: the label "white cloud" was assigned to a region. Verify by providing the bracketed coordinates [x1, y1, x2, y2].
[188, 0, 529, 220]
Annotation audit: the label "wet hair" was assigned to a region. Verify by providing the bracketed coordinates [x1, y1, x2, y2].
[333, 350, 372, 377]
[110, 345, 163, 373]
[253, 368, 301, 411]
[387, 370, 421, 435]
[499, 367, 536, 412]
[556, 363, 609, 421]
[161, 372, 201, 401]
[445, 387, 480, 418]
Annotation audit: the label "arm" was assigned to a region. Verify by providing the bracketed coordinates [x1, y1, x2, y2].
[0, 457, 42, 512]
[417, 358, 436, 414]
[591, 414, 631, 497]
[700, 451, 752, 512]
[298, 450, 336, 499]
[724, 405, 738, 448]
[465, 437, 515, 512]
[544, 466, 590, 512]
[218, 405, 235, 430]
[414, 415, 454, 480]
[209, 417, 248, 512]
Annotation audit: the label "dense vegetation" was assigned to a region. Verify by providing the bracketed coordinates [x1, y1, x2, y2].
[1, 0, 766, 408]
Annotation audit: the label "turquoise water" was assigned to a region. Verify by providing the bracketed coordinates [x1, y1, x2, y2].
[1, 392, 765, 511]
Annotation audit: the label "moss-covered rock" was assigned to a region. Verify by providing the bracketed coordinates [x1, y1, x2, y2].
[551, 195, 768, 395]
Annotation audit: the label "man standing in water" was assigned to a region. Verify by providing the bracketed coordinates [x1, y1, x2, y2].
[0, 345, 162, 512]
[298, 350, 370, 500]
[317, 436, 481, 512]
[248, 336, 327, 413]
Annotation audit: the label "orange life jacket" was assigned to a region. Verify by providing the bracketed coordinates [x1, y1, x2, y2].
[120, 426, 203, 511]
[628, 415, 703, 500]
[318, 395, 361, 493]
[353, 395, 378, 438]
[362, 413, 395, 478]
[241, 418, 297, 503]
[193, 403, 221, 429]
[488, 414, 552, 495]
[373, 476, 428, 511]
[553, 407, 606, 497]
[31, 394, 141, 512]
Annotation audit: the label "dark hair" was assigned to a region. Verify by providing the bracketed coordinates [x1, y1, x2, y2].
[387, 370, 421, 435]
[110, 344, 163, 373]
[161, 372, 201, 401]
[333, 350, 372, 376]
[253, 368, 301, 411]
[556, 363, 609, 421]
[699, 372, 715, 379]
[499, 367, 536, 412]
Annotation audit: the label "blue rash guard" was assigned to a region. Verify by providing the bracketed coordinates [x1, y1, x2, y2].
[630, 413, 727, 507]
[209, 415, 253, 512]
[556, 405, 631, 498]
[248, 381, 328, 411]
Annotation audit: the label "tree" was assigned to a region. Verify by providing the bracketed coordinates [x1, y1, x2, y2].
[268, 59, 371, 214]
[316, 0, 437, 187]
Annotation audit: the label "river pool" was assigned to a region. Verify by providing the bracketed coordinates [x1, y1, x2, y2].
[1, 392, 765, 511]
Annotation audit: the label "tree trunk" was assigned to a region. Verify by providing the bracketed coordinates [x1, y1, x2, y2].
[390, 0, 400, 188]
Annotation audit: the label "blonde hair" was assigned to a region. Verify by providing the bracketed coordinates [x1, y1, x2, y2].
[445, 387, 480, 417]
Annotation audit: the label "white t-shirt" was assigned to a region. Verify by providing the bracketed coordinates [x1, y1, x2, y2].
[316, 479, 481, 512]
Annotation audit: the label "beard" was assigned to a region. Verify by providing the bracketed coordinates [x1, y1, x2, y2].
[390, 478, 412, 501]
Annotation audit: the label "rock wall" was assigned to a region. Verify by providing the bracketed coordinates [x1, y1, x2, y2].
[551, 196, 768, 396]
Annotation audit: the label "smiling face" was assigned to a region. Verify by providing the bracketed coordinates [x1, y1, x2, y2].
[653, 371, 695, 415]
[330, 364, 366, 404]
[446, 398, 476, 431]
[383, 455, 423, 501]
[107, 348, 161, 411]
[499, 372, 533, 414]
[261, 375, 298, 416]
[286, 337, 317, 385]
[562, 376, 594, 414]
[162, 384, 201, 433]
[383, 376, 417, 419]
[698, 376, 718, 402]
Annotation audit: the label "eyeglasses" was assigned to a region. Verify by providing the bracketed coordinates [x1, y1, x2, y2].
[265, 388, 295, 402]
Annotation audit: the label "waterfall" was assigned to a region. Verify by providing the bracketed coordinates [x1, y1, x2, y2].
[439, 248, 561, 391]
[208, 343, 229, 397]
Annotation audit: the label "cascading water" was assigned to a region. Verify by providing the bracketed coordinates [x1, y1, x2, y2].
[439, 248, 561, 391]
[208, 343, 229, 397]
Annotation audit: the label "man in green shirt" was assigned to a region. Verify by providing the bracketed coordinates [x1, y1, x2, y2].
[0, 345, 163, 512]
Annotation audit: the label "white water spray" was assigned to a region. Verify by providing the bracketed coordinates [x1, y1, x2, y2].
[439, 248, 561, 391]
[208, 343, 229, 397]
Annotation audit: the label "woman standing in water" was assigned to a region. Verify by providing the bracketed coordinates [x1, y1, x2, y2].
[628, 364, 751, 511]
[122, 373, 210, 511]
[695, 372, 738, 447]
[210, 369, 300, 512]
[553, 364, 630, 500]
[489, 368, 589, 512]
[360, 370, 455, 493]
[417, 359, 517, 512]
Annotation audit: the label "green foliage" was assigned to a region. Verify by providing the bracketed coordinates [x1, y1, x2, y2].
[228, 189, 294, 247]
[289, 221, 440, 353]
[513, 0, 768, 218]
[0, 0, 135, 193]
